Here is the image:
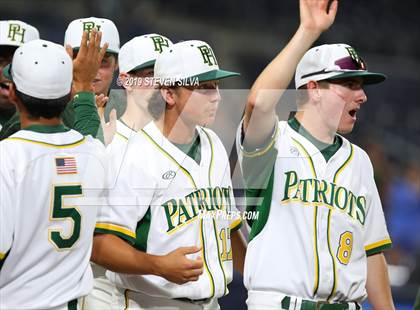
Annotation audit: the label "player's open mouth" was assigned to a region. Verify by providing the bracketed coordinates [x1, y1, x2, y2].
[348, 108, 358, 120]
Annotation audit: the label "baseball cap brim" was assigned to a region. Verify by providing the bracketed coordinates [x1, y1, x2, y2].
[72, 47, 119, 55]
[2, 64, 12, 80]
[128, 60, 155, 73]
[327, 71, 386, 85]
[190, 69, 240, 83]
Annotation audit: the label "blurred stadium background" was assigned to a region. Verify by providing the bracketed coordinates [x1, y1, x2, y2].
[2, 0, 419, 308]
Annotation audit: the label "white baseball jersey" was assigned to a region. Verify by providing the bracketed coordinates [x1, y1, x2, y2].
[96, 121, 242, 300]
[237, 119, 391, 303]
[0, 125, 107, 309]
[106, 119, 137, 196]
[109, 119, 137, 148]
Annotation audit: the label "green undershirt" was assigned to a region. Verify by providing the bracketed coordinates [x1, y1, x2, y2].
[173, 133, 201, 164]
[288, 117, 342, 162]
[23, 124, 70, 133]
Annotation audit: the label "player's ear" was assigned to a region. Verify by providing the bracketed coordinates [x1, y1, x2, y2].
[161, 87, 176, 107]
[307, 81, 322, 103]
[8, 83, 18, 106]
[119, 72, 132, 91]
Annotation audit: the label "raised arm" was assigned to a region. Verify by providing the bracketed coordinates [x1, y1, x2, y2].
[243, 0, 338, 147]
[62, 30, 108, 137]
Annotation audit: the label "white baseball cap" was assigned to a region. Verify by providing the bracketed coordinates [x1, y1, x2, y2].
[64, 17, 120, 54]
[154, 40, 239, 85]
[3, 39, 72, 99]
[295, 44, 386, 89]
[0, 20, 39, 47]
[119, 34, 173, 73]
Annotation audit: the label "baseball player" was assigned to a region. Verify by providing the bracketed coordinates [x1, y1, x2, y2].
[90, 40, 246, 309]
[237, 1, 394, 309]
[64, 17, 120, 98]
[83, 33, 174, 310]
[0, 27, 107, 140]
[0, 20, 39, 134]
[0, 39, 107, 309]
[106, 33, 173, 146]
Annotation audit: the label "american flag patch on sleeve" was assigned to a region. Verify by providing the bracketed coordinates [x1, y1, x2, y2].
[55, 157, 77, 175]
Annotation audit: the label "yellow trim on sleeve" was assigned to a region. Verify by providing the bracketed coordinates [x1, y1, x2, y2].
[0, 252, 5, 260]
[241, 122, 279, 158]
[364, 238, 392, 251]
[95, 223, 136, 239]
[230, 218, 242, 230]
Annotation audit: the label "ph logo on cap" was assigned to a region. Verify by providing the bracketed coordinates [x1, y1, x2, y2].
[0, 20, 40, 47]
[197, 45, 218, 67]
[119, 34, 173, 73]
[64, 17, 120, 54]
[154, 40, 239, 85]
[151, 35, 171, 53]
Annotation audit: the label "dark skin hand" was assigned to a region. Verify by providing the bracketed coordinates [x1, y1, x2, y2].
[65, 29, 108, 95]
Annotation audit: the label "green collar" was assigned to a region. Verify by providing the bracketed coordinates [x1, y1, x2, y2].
[173, 134, 201, 164]
[23, 124, 71, 134]
[288, 117, 342, 162]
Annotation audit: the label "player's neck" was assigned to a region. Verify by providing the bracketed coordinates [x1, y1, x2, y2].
[20, 116, 62, 129]
[295, 111, 336, 144]
[120, 95, 151, 132]
[155, 113, 196, 144]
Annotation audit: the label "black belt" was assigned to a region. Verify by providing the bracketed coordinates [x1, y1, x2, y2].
[281, 296, 361, 310]
[175, 297, 212, 305]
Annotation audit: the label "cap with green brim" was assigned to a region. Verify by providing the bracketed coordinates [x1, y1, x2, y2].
[72, 46, 118, 55]
[2, 64, 12, 80]
[154, 40, 239, 86]
[119, 34, 173, 74]
[325, 71, 387, 85]
[295, 43, 386, 88]
[128, 60, 156, 73]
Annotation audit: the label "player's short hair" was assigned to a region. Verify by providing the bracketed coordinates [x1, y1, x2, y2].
[15, 88, 70, 119]
[147, 87, 177, 120]
[148, 88, 165, 120]
[0, 46, 17, 62]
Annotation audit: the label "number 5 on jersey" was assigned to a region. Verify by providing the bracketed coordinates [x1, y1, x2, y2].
[48, 184, 83, 250]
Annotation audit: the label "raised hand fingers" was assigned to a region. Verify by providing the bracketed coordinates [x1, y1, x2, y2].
[86, 29, 99, 60]
[328, 0, 338, 17]
[77, 30, 89, 58]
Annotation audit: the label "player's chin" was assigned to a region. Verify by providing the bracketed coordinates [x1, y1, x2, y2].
[337, 123, 355, 134]
[200, 116, 216, 127]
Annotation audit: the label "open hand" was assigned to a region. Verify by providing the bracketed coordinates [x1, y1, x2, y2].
[66, 29, 109, 94]
[299, 0, 338, 34]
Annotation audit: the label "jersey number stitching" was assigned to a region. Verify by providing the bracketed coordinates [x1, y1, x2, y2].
[219, 227, 233, 261]
[48, 184, 83, 250]
[336, 231, 353, 265]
